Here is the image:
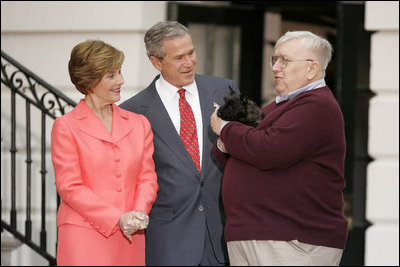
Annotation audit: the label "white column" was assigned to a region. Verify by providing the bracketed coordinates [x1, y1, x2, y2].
[365, 2, 399, 266]
[261, 12, 281, 105]
[1, 233, 22, 266]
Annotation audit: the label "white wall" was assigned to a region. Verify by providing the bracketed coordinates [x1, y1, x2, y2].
[1, 1, 166, 103]
[1, 1, 167, 265]
[365, 1, 399, 266]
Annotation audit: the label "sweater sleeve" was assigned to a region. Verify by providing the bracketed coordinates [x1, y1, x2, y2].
[211, 139, 230, 168]
[220, 94, 341, 170]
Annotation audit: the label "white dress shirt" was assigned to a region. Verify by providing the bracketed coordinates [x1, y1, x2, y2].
[155, 74, 203, 167]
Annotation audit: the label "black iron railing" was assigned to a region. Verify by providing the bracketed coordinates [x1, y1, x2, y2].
[1, 50, 77, 265]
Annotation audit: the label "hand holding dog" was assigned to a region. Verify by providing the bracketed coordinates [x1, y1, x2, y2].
[211, 105, 225, 136]
[211, 105, 229, 152]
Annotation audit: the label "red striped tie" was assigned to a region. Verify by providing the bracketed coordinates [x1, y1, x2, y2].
[178, 88, 201, 173]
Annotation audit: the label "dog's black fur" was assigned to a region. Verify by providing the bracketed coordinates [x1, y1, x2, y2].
[217, 86, 265, 127]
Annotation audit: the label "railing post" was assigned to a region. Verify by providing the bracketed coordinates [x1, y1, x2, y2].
[40, 111, 47, 251]
[10, 90, 17, 230]
[25, 100, 32, 241]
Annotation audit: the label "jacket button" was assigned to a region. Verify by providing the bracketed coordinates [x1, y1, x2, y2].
[198, 205, 204, 211]
[117, 187, 122, 192]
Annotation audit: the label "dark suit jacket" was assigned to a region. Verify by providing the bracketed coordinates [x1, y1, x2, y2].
[120, 74, 238, 265]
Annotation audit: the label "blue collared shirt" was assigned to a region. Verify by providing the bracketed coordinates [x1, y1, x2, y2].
[275, 79, 326, 104]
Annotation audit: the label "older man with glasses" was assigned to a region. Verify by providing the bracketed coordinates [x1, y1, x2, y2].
[211, 31, 348, 266]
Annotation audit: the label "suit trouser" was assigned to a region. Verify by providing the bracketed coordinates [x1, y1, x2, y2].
[199, 222, 226, 266]
[227, 239, 343, 266]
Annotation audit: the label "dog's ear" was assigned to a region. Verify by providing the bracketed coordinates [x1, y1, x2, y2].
[228, 85, 236, 95]
[223, 86, 233, 103]
[239, 92, 249, 107]
[224, 85, 239, 103]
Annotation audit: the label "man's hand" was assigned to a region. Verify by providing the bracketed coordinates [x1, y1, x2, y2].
[211, 105, 225, 136]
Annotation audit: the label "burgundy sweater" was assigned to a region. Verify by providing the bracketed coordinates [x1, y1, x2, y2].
[213, 86, 348, 249]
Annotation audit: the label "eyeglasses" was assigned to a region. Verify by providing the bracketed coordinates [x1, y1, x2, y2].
[270, 56, 314, 68]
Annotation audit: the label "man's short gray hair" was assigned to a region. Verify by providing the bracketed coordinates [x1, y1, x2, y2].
[144, 21, 191, 59]
[276, 31, 333, 72]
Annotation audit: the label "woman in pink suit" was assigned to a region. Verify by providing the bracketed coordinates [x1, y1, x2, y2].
[51, 40, 158, 266]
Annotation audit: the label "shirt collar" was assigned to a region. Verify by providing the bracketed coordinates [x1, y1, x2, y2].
[157, 74, 197, 102]
[275, 79, 326, 104]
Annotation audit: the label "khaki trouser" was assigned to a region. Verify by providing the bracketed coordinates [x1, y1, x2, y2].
[227, 240, 343, 266]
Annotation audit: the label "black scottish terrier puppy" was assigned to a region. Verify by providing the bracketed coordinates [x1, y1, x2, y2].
[217, 86, 265, 127]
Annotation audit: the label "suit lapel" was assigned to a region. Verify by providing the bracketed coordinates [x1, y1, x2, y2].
[143, 86, 199, 175]
[72, 100, 133, 143]
[197, 76, 218, 179]
[111, 105, 134, 143]
[73, 100, 114, 143]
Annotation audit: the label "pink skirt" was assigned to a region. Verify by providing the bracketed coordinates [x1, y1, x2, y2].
[56, 224, 145, 266]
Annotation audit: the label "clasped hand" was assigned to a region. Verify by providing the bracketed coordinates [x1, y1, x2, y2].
[118, 210, 149, 242]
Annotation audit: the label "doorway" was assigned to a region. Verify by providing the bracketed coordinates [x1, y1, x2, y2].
[168, 2, 264, 105]
[168, 2, 370, 265]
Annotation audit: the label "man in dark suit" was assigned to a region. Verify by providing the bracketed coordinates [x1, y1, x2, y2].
[120, 21, 238, 266]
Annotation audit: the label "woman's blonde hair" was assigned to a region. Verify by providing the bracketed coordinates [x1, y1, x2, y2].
[68, 40, 124, 94]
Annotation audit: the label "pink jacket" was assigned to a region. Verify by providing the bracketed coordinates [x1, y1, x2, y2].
[51, 99, 158, 237]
